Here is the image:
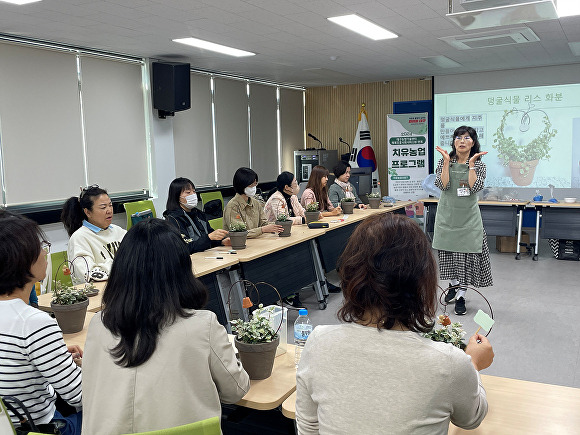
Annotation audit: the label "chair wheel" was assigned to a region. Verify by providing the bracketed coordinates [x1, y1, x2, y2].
[533, 254, 538, 261]
[318, 301, 327, 310]
[515, 253, 521, 260]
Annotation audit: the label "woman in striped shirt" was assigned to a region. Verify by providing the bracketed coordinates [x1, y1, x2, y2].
[0, 210, 83, 435]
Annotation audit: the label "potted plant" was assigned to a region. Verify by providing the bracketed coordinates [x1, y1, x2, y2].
[50, 281, 89, 334]
[424, 315, 466, 350]
[304, 202, 320, 224]
[230, 304, 281, 380]
[492, 107, 557, 186]
[367, 192, 382, 209]
[228, 221, 248, 250]
[275, 213, 292, 237]
[341, 197, 356, 214]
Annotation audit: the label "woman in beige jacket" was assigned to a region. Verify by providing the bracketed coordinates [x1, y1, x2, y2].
[82, 219, 250, 434]
[265, 171, 311, 225]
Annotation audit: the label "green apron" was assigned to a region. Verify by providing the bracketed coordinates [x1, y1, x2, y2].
[432, 163, 483, 254]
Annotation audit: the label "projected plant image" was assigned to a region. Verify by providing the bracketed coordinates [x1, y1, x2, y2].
[492, 105, 558, 186]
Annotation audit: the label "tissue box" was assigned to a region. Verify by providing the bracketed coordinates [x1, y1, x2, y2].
[496, 232, 529, 253]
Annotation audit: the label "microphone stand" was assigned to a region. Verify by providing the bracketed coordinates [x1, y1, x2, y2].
[339, 137, 351, 162]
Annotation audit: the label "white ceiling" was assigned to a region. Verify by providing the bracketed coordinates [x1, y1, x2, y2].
[1, 0, 579, 87]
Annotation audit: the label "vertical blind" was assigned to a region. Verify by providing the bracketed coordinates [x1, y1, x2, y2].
[249, 83, 278, 182]
[0, 39, 149, 207]
[280, 88, 304, 174]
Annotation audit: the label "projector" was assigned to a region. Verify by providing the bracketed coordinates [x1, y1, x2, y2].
[460, 0, 546, 11]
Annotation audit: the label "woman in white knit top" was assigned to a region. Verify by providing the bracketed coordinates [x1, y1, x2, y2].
[61, 185, 126, 283]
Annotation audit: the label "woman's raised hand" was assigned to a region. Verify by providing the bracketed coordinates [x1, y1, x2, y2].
[436, 146, 450, 163]
[469, 151, 488, 166]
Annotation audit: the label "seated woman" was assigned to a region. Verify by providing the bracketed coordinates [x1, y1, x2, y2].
[328, 160, 367, 209]
[82, 219, 250, 434]
[0, 210, 83, 435]
[300, 165, 342, 217]
[61, 185, 126, 283]
[163, 177, 230, 253]
[224, 167, 282, 238]
[264, 171, 312, 225]
[296, 213, 494, 434]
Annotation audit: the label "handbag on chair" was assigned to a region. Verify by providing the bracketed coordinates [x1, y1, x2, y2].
[1, 396, 62, 435]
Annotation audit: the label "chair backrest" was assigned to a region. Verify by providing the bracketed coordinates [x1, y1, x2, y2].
[124, 200, 157, 230]
[208, 217, 224, 231]
[51, 251, 72, 288]
[200, 191, 224, 211]
[0, 398, 16, 435]
[124, 416, 220, 435]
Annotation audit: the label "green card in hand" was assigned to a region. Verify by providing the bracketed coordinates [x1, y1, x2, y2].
[474, 309, 494, 332]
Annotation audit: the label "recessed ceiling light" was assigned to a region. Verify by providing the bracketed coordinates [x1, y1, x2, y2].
[327, 14, 398, 41]
[173, 38, 255, 57]
[421, 56, 462, 69]
[557, 0, 580, 17]
[0, 0, 41, 4]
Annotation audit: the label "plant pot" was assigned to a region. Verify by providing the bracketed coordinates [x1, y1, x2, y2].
[276, 220, 292, 237]
[368, 198, 381, 209]
[50, 298, 89, 334]
[235, 336, 280, 380]
[305, 211, 319, 224]
[508, 159, 539, 186]
[341, 200, 355, 214]
[228, 231, 248, 250]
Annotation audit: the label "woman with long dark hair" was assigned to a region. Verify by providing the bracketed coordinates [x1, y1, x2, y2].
[296, 213, 494, 434]
[82, 219, 249, 434]
[432, 126, 492, 316]
[163, 177, 230, 253]
[61, 185, 126, 283]
[300, 165, 342, 217]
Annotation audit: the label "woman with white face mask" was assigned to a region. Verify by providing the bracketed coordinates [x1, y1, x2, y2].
[264, 171, 311, 225]
[163, 177, 230, 254]
[224, 167, 283, 238]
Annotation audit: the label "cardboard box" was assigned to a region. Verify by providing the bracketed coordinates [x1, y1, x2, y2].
[496, 232, 530, 253]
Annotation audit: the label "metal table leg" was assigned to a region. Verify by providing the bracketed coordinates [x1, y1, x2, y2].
[310, 239, 328, 310]
[534, 208, 541, 261]
[515, 206, 523, 260]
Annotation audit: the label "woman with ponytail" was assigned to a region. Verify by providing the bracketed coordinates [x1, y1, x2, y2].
[61, 185, 126, 283]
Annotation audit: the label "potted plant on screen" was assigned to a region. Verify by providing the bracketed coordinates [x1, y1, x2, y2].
[492, 107, 557, 186]
[341, 197, 356, 214]
[230, 304, 281, 380]
[50, 281, 89, 334]
[228, 221, 248, 250]
[367, 192, 382, 209]
[304, 202, 321, 224]
[275, 213, 292, 237]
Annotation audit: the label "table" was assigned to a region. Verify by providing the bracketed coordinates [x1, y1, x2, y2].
[62, 311, 95, 348]
[282, 374, 580, 434]
[421, 199, 529, 259]
[37, 281, 106, 313]
[529, 201, 580, 261]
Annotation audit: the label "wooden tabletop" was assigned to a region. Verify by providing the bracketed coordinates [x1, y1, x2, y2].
[190, 252, 240, 276]
[282, 374, 580, 434]
[62, 311, 95, 348]
[37, 281, 106, 313]
[420, 198, 529, 206]
[530, 201, 580, 208]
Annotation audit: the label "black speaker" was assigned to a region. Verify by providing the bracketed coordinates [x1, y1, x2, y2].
[152, 62, 190, 117]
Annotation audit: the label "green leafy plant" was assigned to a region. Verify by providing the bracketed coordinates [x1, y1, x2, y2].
[368, 192, 381, 198]
[51, 281, 88, 305]
[492, 109, 557, 170]
[341, 197, 355, 202]
[275, 213, 289, 222]
[229, 221, 247, 232]
[424, 315, 466, 350]
[230, 304, 278, 344]
[305, 202, 319, 212]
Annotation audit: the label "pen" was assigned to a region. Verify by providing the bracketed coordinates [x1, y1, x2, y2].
[205, 256, 224, 260]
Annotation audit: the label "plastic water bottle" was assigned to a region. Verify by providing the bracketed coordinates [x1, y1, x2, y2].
[294, 309, 313, 368]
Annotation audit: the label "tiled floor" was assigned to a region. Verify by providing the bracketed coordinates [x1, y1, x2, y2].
[286, 234, 580, 388]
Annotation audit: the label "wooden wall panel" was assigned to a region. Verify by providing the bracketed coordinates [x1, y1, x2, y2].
[305, 79, 431, 196]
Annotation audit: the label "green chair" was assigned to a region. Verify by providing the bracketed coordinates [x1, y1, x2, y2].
[121, 416, 220, 435]
[200, 191, 224, 211]
[51, 250, 72, 287]
[209, 217, 224, 231]
[124, 200, 156, 230]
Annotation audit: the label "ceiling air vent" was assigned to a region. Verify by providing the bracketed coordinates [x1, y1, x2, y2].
[440, 27, 540, 50]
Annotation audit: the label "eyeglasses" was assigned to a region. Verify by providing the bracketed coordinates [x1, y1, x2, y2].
[80, 184, 99, 198]
[41, 241, 51, 255]
[455, 136, 472, 141]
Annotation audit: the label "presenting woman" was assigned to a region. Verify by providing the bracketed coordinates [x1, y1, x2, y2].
[61, 185, 126, 283]
[0, 210, 83, 435]
[163, 177, 230, 253]
[300, 165, 342, 217]
[432, 126, 493, 315]
[328, 160, 367, 209]
[264, 171, 310, 225]
[82, 219, 250, 434]
[295, 213, 493, 434]
[223, 167, 282, 238]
